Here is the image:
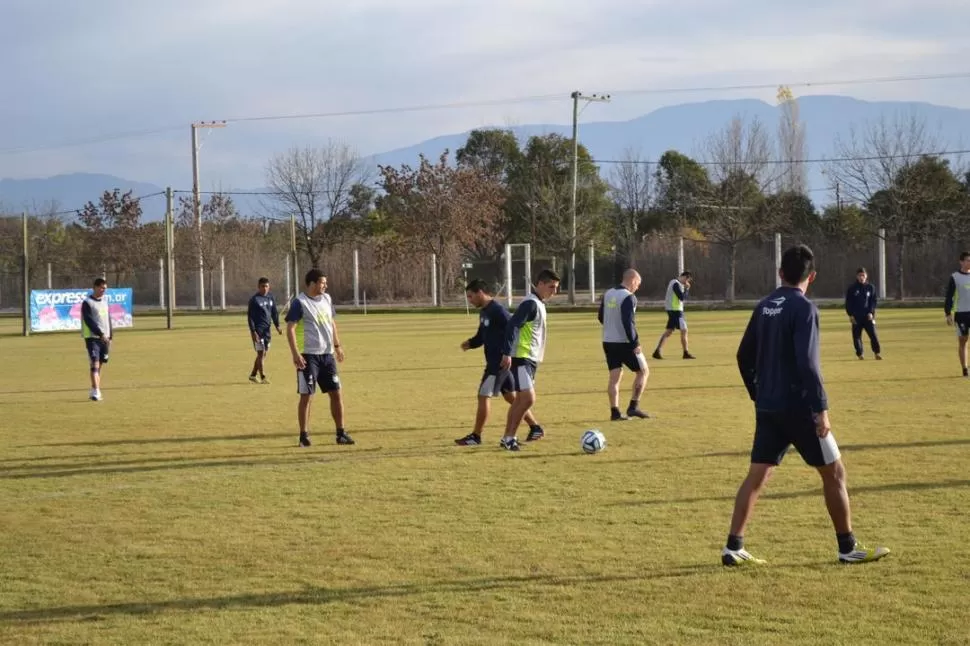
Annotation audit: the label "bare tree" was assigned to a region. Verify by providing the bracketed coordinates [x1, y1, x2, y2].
[825, 113, 946, 298]
[609, 148, 651, 266]
[697, 116, 780, 301]
[776, 86, 807, 194]
[264, 141, 370, 268]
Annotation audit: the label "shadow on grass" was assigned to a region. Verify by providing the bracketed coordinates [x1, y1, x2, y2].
[696, 437, 970, 460]
[0, 381, 251, 396]
[609, 478, 970, 507]
[0, 566, 735, 624]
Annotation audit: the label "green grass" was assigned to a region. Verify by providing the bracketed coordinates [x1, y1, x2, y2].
[1, 310, 968, 645]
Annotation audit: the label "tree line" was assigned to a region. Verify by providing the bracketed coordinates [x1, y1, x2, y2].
[2, 105, 969, 305]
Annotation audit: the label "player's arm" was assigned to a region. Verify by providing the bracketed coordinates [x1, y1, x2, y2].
[596, 297, 605, 324]
[284, 300, 305, 368]
[464, 318, 485, 351]
[500, 299, 538, 368]
[736, 308, 759, 402]
[81, 301, 105, 339]
[869, 286, 877, 318]
[844, 285, 853, 317]
[106, 300, 113, 341]
[247, 297, 258, 339]
[674, 282, 687, 302]
[620, 294, 639, 349]
[793, 305, 828, 415]
[944, 276, 956, 323]
[329, 301, 344, 362]
[271, 299, 281, 333]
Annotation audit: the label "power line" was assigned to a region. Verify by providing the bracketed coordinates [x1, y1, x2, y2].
[13, 190, 167, 218]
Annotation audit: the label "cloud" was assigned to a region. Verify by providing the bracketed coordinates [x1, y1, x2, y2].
[1, 0, 968, 187]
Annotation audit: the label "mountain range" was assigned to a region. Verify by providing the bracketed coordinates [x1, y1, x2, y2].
[3, 95, 969, 221]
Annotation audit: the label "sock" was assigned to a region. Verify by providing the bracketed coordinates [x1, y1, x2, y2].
[611, 407, 622, 417]
[529, 423, 541, 431]
[627, 400, 639, 412]
[726, 534, 743, 551]
[299, 430, 308, 437]
[336, 427, 345, 437]
[837, 532, 856, 554]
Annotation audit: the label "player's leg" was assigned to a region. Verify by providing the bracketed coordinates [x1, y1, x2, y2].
[958, 326, 969, 376]
[722, 411, 788, 566]
[626, 352, 649, 418]
[680, 317, 695, 359]
[297, 354, 318, 446]
[851, 321, 864, 358]
[251, 350, 265, 383]
[501, 389, 544, 439]
[604, 343, 624, 419]
[501, 364, 536, 449]
[863, 320, 881, 358]
[320, 355, 353, 445]
[86, 340, 103, 401]
[653, 320, 674, 359]
[457, 373, 495, 445]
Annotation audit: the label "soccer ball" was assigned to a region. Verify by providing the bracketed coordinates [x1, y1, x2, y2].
[581, 429, 606, 454]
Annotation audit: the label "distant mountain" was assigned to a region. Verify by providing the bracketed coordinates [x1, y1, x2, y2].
[4, 96, 970, 219]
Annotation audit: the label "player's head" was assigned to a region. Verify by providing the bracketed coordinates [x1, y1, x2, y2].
[257, 277, 270, 295]
[465, 279, 491, 309]
[92, 277, 107, 297]
[856, 267, 867, 284]
[534, 269, 561, 301]
[679, 270, 692, 285]
[960, 251, 970, 272]
[622, 268, 641, 292]
[779, 244, 816, 290]
[304, 269, 327, 296]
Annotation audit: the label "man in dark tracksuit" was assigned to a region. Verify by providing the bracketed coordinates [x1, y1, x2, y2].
[845, 267, 881, 360]
[721, 244, 889, 567]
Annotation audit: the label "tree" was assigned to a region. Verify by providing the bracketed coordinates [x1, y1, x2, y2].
[768, 191, 818, 235]
[696, 116, 778, 301]
[609, 148, 651, 269]
[177, 192, 241, 306]
[76, 189, 145, 283]
[264, 141, 370, 268]
[651, 150, 712, 229]
[457, 129, 523, 257]
[826, 114, 951, 298]
[378, 151, 505, 306]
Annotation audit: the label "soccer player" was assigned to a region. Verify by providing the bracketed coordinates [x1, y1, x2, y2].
[722, 244, 890, 566]
[498, 269, 561, 451]
[455, 280, 545, 446]
[81, 277, 112, 402]
[653, 271, 696, 360]
[845, 267, 881, 360]
[944, 251, 970, 377]
[285, 269, 354, 447]
[247, 277, 282, 383]
[598, 268, 650, 421]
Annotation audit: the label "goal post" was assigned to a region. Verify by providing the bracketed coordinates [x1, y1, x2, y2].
[503, 243, 532, 307]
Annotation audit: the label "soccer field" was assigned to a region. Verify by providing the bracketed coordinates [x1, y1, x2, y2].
[1, 309, 968, 645]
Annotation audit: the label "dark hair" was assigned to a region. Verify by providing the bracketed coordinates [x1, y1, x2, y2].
[465, 279, 489, 293]
[535, 269, 561, 284]
[856, 267, 867, 274]
[258, 277, 270, 286]
[780, 244, 815, 285]
[304, 269, 325, 286]
[680, 271, 692, 279]
[961, 251, 970, 261]
[93, 278, 107, 288]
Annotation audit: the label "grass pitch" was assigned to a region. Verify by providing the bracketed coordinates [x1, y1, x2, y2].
[1, 309, 968, 645]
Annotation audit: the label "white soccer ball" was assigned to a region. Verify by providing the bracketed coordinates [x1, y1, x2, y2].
[581, 429, 606, 454]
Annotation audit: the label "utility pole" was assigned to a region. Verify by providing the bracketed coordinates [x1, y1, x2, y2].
[22, 211, 29, 337]
[165, 187, 175, 329]
[569, 91, 611, 304]
[191, 120, 227, 311]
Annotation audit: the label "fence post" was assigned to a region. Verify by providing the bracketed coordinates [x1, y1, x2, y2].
[505, 243, 513, 307]
[159, 258, 165, 308]
[877, 228, 887, 300]
[524, 243, 532, 294]
[774, 232, 782, 288]
[589, 243, 596, 302]
[353, 247, 360, 307]
[47, 263, 52, 289]
[219, 256, 226, 310]
[165, 187, 175, 329]
[431, 253, 438, 307]
[677, 237, 685, 275]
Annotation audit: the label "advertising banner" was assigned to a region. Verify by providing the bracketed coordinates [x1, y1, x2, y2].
[29, 288, 134, 333]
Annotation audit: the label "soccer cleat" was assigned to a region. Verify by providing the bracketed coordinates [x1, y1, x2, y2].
[260, 375, 271, 384]
[500, 436, 521, 451]
[857, 354, 864, 360]
[683, 352, 696, 360]
[652, 350, 663, 360]
[874, 354, 882, 361]
[721, 547, 766, 567]
[963, 367, 968, 378]
[611, 411, 628, 422]
[838, 543, 890, 564]
[249, 375, 260, 384]
[455, 433, 482, 446]
[89, 389, 102, 402]
[525, 426, 544, 442]
[336, 431, 356, 445]
[299, 432, 311, 447]
[626, 408, 650, 419]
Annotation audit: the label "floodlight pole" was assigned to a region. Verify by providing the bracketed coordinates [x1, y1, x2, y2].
[191, 120, 227, 311]
[569, 91, 611, 304]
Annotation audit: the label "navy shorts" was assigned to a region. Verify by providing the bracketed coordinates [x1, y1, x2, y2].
[603, 342, 647, 372]
[85, 338, 109, 365]
[509, 359, 537, 392]
[297, 353, 340, 395]
[478, 369, 513, 398]
[751, 409, 841, 468]
[253, 331, 272, 353]
[955, 313, 970, 337]
[665, 311, 687, 331]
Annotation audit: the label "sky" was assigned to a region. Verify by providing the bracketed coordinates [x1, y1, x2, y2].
[1, 0, 969, 189]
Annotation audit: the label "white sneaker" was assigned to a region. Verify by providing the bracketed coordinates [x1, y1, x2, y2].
[721, 547, 766, 566]
[90, 389, 102, 401]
